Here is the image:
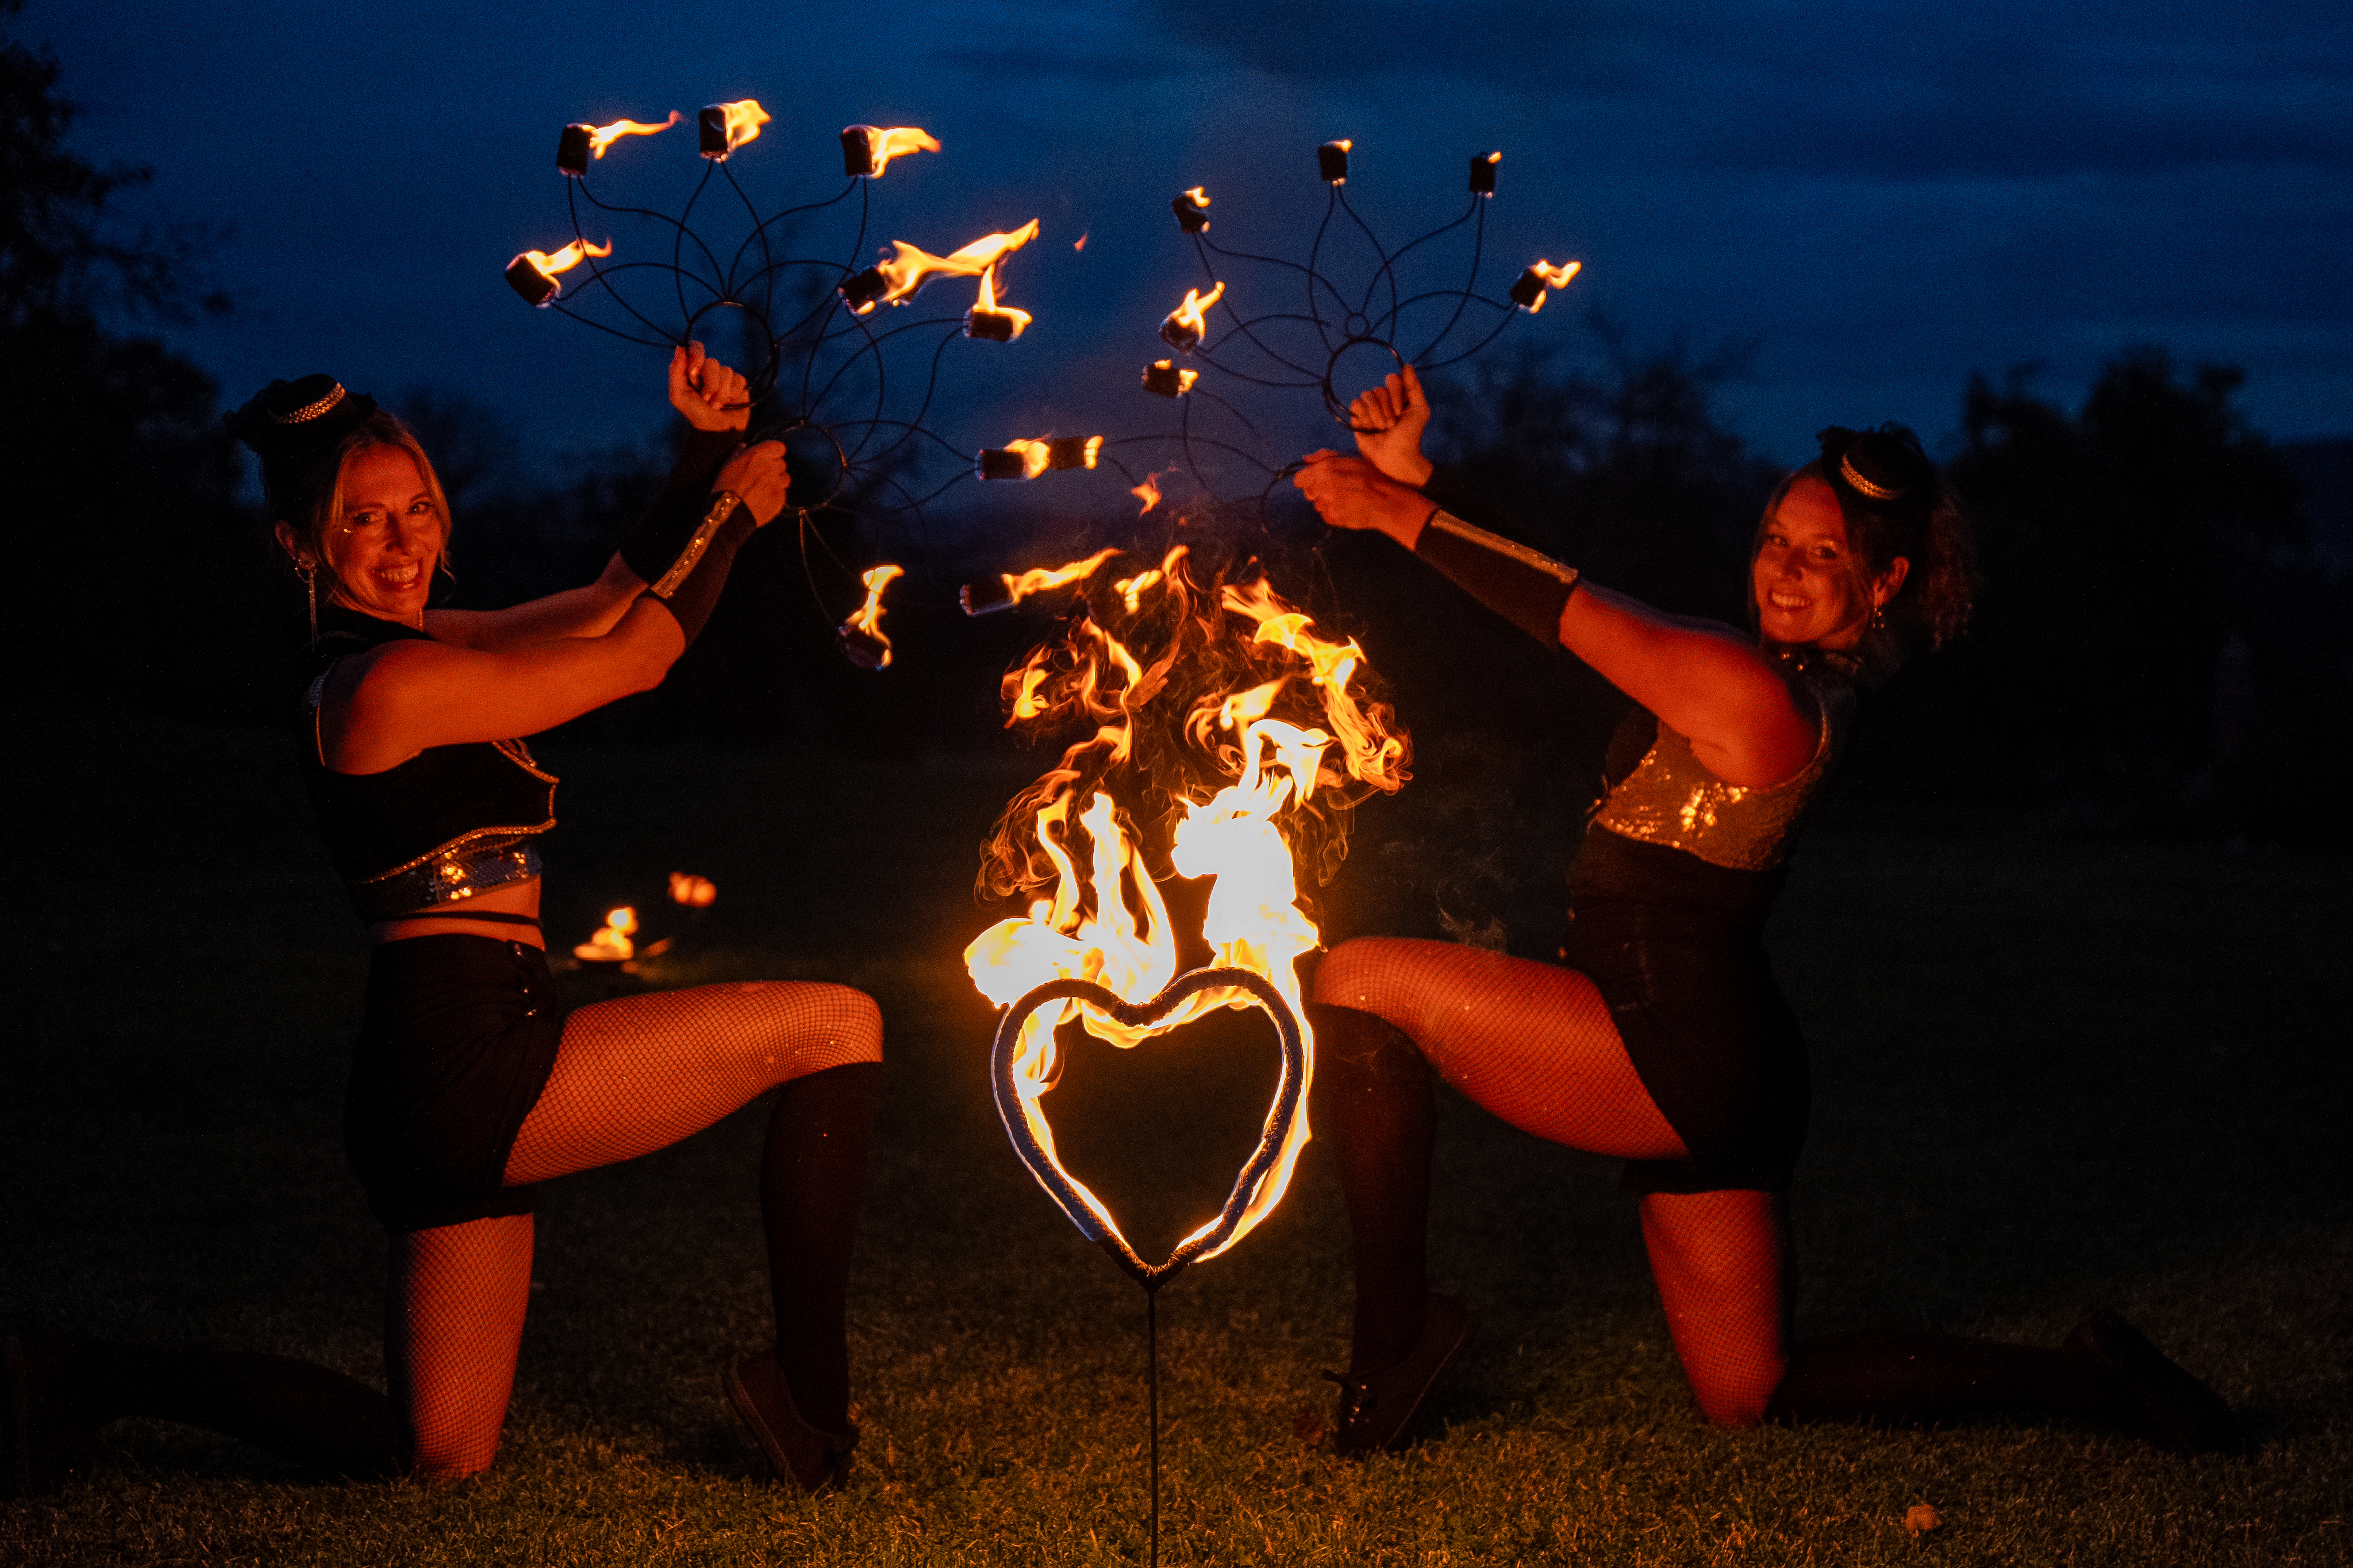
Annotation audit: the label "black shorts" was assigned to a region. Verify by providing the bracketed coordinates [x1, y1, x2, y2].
[1565, 832, 1810, 1196]
[345, 935, 566, 1234]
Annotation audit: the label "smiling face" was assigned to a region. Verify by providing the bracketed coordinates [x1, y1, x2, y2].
[317, 443, 446, 626]
[1752, 472, 1908, 649]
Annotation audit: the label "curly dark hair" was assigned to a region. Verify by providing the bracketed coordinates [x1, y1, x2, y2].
[1752, 422, 1974, 673]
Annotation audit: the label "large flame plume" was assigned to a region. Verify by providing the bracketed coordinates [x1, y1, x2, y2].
[964, 541, 1410, 1263]
[845, 219, 1041, 315]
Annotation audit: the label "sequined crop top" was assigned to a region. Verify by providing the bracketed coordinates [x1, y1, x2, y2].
[295, 603, 558, 923]
[1589, 656, 1856, 874]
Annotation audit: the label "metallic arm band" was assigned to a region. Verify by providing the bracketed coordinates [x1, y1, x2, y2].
[1424, 510, 1579, 583]
[1414, 508, 1580, 647]
[649, 492, 743, 599]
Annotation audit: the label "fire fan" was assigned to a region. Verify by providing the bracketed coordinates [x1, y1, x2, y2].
[505, 101, 1054, 669]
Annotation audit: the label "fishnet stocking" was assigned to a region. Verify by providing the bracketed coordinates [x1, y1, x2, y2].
[1316, 938, 1683, 1158]
[379, 981, 882, 1479]
[504, 982, 882, 1182]
[1315, 941, 2124, 1436]
[1312, 938, 1683, 1373]
[388, 1215, 534, 1480]
[1639, 1189, 1793, 1425]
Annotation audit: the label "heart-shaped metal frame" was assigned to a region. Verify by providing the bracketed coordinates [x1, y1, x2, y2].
[990, 965, 1305, 1292]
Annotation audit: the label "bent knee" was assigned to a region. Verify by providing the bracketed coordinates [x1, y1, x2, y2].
[779, 981, 883, 1070]
[1313, 937, 1424, 1016]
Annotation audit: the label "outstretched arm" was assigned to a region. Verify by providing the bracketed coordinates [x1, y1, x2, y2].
[321, 438, 789, 775]
[1294, 452, 1816, 787]
[428, 344, 754, 651]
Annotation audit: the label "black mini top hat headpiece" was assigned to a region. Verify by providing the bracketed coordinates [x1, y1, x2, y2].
[225, 375, 380, 518]
[1816, 423, 1933, 515]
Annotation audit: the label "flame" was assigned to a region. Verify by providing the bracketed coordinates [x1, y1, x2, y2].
[1514, 258, 1582, 314]
[668, 872, 717, 907]
[587, 111, 680, 158]
[992, 544, 1121, 611]
[965, 545, 1411, 1264]
[970, 261, 1032, 338]
[852, 218, 1040, 315]
[1074, 232, 1089, 252]
[708, 99, 770, 157]
[1143, 359, 1199, 396]
[1131, 472, 1164, 515]
[1115, 568, 1163, 615]
[1160, 281, 1225, 351]
[852, 125, 940, 176]
[574, 905, 637, 962]
[512, 237, 613, 299]
[843, 564, 904, 667]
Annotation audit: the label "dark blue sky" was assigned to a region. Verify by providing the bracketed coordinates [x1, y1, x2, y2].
[37, 0, 2353, 479]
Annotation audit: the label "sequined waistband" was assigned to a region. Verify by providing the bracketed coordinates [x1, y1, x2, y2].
[349, 838, 544, 923]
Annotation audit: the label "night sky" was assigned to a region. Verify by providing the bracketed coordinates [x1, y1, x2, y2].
[36, 0, 2353, 482]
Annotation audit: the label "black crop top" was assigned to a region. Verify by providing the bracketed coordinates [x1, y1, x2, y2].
[295, 603, 558, 922]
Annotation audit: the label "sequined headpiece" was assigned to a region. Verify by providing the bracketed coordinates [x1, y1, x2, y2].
[1816, 423, 1933, 515]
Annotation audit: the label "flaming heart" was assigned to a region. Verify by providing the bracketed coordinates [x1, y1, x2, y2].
[990, 966, 1305, 1290]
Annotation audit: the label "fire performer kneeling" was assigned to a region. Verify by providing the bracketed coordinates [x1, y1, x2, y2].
[1290, 365, 2245, 1459]
[6, 346, 874, 1494]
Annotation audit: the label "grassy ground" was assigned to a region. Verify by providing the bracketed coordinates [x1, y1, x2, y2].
[6, 708, 2349, 1565]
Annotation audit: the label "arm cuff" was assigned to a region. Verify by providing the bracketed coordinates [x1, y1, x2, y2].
[1413, 510, 1579, 647]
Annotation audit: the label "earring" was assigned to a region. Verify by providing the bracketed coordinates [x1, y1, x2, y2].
[1868, 599, 1886, 633]
[298, 558, 318, 641]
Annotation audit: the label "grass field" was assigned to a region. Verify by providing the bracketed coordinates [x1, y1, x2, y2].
[6, 707, 2350, 1565]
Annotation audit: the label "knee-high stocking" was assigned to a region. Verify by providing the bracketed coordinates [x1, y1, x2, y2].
[1308, 1001, 1435, 1374]
[762, 1060, 881, 1435]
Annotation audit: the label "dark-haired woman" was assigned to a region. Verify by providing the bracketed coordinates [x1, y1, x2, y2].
[5, 347, 875, 1494]
[1289, 365, 2243, 1458]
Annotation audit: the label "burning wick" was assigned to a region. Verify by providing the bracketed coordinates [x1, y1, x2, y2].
[1141, 359, 1198, 399]
[840, 124, 940, 178]
[1470, 150, 1501, 195]
[1159, 281, 1225, 354]
[505, 237, 613, 307]
[1171, 186, 1212, 234]
[668, 872, 717, 907]
[574, 906, 637, 964]
[699, 99, 770, 161]
[976, 436, 1101, 480]
[840, 219, 1041, 316]
[959, 545, 1120, 617]
[1318, 139, 1354, 184]
[558, 111, 681, 175]
[963, 261, 1032, 342]
[836, 564, 905, 670]
[1509, 258, 1583, 313]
